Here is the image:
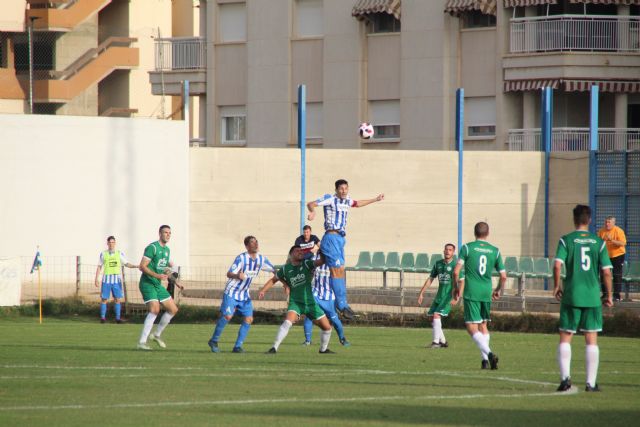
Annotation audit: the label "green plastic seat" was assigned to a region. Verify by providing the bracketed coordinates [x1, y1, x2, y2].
[624, 261, 640, 282]
[519, 257, 536, 278]
[385, 252, 402, 272]
[371, 251, 386, 271]
[533, 257, 552, 279]
[414, 253, 430, 273]
[352, 251, 372, 271]
[400, 252, 416, 272]
[504, 256, 519, 278]
[429, 254, 443, 269]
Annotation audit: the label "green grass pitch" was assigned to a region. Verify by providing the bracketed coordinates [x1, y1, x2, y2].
[0, 318, 638, 426]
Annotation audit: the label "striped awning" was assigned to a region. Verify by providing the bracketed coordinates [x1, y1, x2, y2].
[445, 0, 497, 16]
[503, 0, 557, 7]
[352, 0, 401, 20]
[504, 79, 640, 92]
[504, 79, 560, 91]
[569, 0, 640, 4]
[564, 80, 640, 92]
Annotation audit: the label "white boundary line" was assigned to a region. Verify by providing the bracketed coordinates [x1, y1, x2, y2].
[0, 389, 578, 412]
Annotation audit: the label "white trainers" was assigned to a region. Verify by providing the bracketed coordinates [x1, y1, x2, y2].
[137, 342, 152, 351]
[151, 334, 166, 349]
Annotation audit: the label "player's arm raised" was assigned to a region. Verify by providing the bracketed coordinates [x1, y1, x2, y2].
[354, 194, 384, 208]
[306, 200, 318, 221]
[417, 277, 434, 306]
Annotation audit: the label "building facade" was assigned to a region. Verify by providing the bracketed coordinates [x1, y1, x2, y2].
[151, 0, 640, 150]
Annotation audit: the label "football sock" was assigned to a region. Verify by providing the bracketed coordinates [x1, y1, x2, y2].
[139, 312, 158, 344]
[557, 342, 572, 380]
[114, 303, 121, 320]
[154, 312, 174, 337]
[100, 303, 107, 319]
[319, 329, 331, 352]
[484, 333, 490, 348]
[585, 345, 599, 387]
[329, 313, 345, 341]
[432, 318, 442, 343]
[472, 332, 491, 359]
[211, 316, 229, 342]
[234, 322, 251, 348]
[330, 277, 348, 311]
[303, 316, 313, 342]
[273, 320, 292, 350]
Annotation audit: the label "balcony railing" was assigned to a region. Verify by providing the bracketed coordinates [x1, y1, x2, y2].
[510, 15, 640, 53]
[154, 37, 206, 71]
[508, 128, 640, 152]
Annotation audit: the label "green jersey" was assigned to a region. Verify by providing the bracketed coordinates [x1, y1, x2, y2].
[276, 259, 316, 305]
[429, 258, 457, 304]
[459, 240, 504, 302]
[555, 230, 612, 307]
[140, 241, 171, 287]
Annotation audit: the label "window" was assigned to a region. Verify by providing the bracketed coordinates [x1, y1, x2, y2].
[294, 102, 323, 141]
[465, 97, 496, 139]
[295, 0, 323, 37]
[220, 106, 246, 144]
[219, 3, 247, 42]
[461, 10, 496, 29]
[366, 13, 401, 34]
[369, 100, 400, 140]
[13, 33, 56, 72]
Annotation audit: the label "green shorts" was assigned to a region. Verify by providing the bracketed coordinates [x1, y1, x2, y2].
[139, 279, 171, 303]
[463, 299, 491, 323]
[427, 299, 451, 317]
[287, 299, 325, 320]
[559, 303, 602, 333]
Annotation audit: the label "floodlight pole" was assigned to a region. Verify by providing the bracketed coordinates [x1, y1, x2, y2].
[455, 88, 464, 252]
[298, 85, 307, 234]
[28, 16, 38, 114]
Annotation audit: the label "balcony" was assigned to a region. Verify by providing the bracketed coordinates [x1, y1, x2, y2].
[26, 0, 112, 32]
[507, 128, 640, 152]
[149, 37, 206, 96]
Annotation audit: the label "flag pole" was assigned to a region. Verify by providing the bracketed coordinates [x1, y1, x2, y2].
[38, 267, 42, 324]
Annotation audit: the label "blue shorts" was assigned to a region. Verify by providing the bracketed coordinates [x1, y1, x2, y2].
[101, 279, 123, 300]
[320, 233, 346, 268]
[315, 296, 338, 318]
[220, 293, 253, 318]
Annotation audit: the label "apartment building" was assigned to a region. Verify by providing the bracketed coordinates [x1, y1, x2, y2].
[0, 0, 193, 118]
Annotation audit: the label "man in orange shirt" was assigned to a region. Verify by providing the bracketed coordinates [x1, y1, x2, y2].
[598, 216, 627, 301]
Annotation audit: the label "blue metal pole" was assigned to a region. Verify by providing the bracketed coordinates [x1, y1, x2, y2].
[298, 85, 307, 234]
[456, 88, 464, 252]
[589, 85, 599, 233]
[542, 87, 552, 290]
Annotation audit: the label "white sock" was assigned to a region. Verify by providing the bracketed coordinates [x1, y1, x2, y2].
[432, 318, 441, 343]
[320, 329, 331, 351]
[472, 332, 491, 359]
[557, 342, 571, 381]
[585, 345, 599, 387]
[273, 320, 292, 350]
[154, 312, 174, 337]
[484, 333, 490, 348]
[439, 326, 446, 344]
[139, 312, 158, 344]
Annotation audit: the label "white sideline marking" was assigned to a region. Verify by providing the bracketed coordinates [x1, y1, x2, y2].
[0, 390, 578, 412]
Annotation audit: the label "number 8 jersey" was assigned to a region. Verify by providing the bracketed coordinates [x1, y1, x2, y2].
[457, 240, 505, 302]
[555, 231, 612, 307]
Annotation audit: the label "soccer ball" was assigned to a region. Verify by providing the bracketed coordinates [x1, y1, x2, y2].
[358, 122, 374, 139]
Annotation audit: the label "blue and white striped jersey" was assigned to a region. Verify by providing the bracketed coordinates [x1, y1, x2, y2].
[98, 251, 128, 283]
[224, 252, 274, 301]
[312, 263, 334, 301]
[315, 194, 356, 233]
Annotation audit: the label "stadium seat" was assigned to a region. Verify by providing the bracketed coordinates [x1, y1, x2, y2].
[533, 257, 552, 278]
[371, 251, 387, 271]
[503, 256, 519, 278]
[414, 253, 430, 273]
[352, 251, 372, 271]
[400, 252, 416, 272]
[518, 257, 536, 278]
[429, 254, 443, 269]
[385, 252, 402, 272]
[624, 261, 640, 283]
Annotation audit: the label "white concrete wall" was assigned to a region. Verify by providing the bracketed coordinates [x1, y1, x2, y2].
[0, 114, 189, 266]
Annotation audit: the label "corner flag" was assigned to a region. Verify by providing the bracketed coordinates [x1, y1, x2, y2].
[30, 250, 42, 274]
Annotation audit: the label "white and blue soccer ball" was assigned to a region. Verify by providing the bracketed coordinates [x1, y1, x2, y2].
[358, 122, 374, 139]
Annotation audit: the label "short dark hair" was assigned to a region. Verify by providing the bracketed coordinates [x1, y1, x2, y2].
[303, 225, 311, 231]
[289, 245, 301, 255]
[445, 243, 456, 251]
[335, 179, 348, 190]
[573, 204, 591, 226]
[474, 222, 489, 238]
[159, 225, 171, 233]
[244, 235, 257, 246]
[107, 236, 115, 242]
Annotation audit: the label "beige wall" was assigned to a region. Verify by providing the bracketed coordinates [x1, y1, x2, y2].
[0, 114, 189, 264]
[189, 148, 588, 266]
